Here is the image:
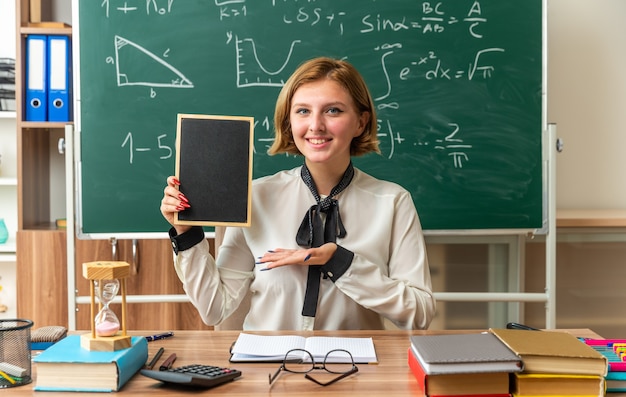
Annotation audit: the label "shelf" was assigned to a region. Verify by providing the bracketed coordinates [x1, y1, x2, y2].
[557, 209, 626, 228]
[0, 254, 16, 262]
[20, 121, 73, 129]
[20, 26, 72, 36]
[0, 236, 16, 255]
[23, 222, 66, 232]
[0, 112, 16, 119]
[0, 177, 17, 186]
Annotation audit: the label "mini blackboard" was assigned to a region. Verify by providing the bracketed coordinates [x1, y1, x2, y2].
[174, 114, 253, 227]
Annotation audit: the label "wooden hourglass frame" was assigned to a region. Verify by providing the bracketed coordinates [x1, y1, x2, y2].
[80, 261, 131, 351]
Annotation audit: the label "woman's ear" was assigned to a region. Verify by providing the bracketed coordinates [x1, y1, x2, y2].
[356, 111, 370, 137]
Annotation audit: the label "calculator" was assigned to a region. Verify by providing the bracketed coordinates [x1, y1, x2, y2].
[140, 364, 242, 388]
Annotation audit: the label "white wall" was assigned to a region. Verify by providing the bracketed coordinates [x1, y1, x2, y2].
[0, 0, 16, 59]
[548, 0, 626, 209]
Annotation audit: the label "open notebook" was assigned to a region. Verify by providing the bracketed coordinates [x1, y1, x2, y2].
[229, 333, 378, 364]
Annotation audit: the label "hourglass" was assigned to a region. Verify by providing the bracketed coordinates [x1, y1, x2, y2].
[94, 278, 121, 337]
[81, 261, 131, 351]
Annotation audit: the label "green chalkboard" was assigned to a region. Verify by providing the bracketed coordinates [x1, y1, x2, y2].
[76, 0, 544, 236]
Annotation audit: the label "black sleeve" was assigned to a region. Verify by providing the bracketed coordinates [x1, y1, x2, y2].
[168, 226, 205, 254]
[319, 245, 354, 282]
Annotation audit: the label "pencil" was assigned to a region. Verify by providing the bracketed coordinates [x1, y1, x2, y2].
[146, 347, 165, 369]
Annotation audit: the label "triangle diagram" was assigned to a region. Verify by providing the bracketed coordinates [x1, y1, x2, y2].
[114, 35, 193, 88]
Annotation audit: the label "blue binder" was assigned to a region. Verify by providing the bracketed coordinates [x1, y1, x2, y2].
[47, 35, 71, 122]
[25, 35, 47, 121]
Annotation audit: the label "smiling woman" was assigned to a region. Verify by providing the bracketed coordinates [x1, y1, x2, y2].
[161, 57, 436, 332]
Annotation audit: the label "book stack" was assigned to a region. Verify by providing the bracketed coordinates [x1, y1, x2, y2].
[408, 332, 523, 396]
[583, 338, 626, 393]
[490, 328, 608, 397]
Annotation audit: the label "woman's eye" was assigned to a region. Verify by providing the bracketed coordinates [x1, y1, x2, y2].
[295, 108, 309, 115]
[327, 107, 343, 115]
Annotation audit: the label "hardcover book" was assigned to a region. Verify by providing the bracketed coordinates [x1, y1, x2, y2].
[409, 332, 523, 374]
[605, 371, 626, 393]
[33, 335, 148, 392]
[489, 328, 608, 376]
[408, 348, 512, 396]
[512, 373, 604, 396]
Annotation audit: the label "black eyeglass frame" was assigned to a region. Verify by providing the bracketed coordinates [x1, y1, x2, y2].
[268, 348, 359, 387]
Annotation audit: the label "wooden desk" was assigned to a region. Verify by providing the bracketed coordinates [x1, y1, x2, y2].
[13, 329, 621, 396]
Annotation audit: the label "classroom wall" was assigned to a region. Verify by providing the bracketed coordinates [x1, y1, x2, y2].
[548, 0, 626, 210]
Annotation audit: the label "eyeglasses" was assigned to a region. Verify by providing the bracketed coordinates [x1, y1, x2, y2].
[268, 348, 359, 387]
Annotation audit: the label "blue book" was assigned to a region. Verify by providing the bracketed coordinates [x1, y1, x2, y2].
[606, 371, 626, 393]
[33, 335, 148, 392]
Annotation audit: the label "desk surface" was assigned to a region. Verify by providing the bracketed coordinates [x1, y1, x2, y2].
[14, 329, 621, 396]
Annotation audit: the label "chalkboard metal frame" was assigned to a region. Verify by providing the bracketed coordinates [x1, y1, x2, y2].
[173, 114, 254, 228]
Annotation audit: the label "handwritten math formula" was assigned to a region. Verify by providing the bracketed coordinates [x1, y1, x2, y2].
[86, 0, 539, 173]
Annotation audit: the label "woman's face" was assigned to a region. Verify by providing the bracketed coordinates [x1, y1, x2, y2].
[289, 78, 369, 168]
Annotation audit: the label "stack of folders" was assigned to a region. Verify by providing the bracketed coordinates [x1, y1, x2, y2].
[25, 34, 71, 122]
[408, 332, 523, 396]
[490, 328, 608, 397]
[583, 338, 626, 393]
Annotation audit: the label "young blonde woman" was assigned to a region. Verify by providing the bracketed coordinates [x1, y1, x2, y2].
[160, 57, 436, 330]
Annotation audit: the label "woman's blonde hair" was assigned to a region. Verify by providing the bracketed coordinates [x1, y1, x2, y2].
[268, 57, 380, 156]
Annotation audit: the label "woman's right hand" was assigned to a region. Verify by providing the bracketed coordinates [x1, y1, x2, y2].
[160, 176, 192, 235]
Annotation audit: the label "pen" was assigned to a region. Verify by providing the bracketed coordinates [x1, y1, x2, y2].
[506, 322, 540, 331]
[145, 331, 174, 342]
[145, 347, 165, 369]
[159, 353, 177, 371]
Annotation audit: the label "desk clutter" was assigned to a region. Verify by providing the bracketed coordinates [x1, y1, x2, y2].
[10, 328, 626, 394]
[584, 339, 626, 393]
[408, 329, 610, 397]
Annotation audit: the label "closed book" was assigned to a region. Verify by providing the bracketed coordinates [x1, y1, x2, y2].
[489, 329, 608, 377]
[409, 332, 523, 374]
[408, 348, 512, 396]
[605, 370, 626, 393]
[33, 335, 148, 392]
[512, 373, 604, 396]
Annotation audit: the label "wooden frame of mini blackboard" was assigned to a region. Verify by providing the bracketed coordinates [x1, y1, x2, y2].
[173, 114, 254, 227]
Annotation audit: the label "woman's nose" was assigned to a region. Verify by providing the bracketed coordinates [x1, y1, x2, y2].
[308, 113, 325, 132]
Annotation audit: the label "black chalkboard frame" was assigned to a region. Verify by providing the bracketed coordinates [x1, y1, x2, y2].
[173, 114, 254, 227]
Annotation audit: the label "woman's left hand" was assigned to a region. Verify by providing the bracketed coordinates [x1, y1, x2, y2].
[257, 243, 337, 270]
